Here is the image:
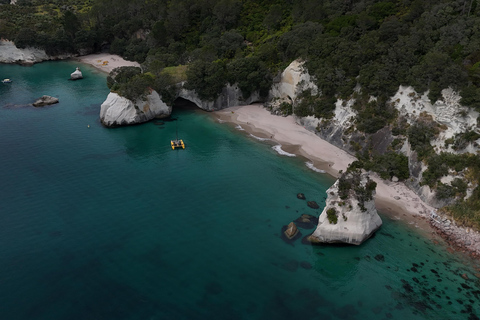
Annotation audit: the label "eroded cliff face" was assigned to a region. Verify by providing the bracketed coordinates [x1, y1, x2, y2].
[273, 63, 480, 209]
[0, 40, 74, 64]
[268, 59, 318, 108]
[100, 91, 171, 127]
[308, 172, 382, 245]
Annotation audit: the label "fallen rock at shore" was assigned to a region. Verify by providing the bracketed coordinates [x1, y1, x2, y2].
[70, 67, 83, 80]
[429, 214, 480, 259]
[33, 95, 59, 107]
[306, 171, 382, 245]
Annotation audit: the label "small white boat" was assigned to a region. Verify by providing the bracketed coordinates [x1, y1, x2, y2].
[2, 79, 12, 83]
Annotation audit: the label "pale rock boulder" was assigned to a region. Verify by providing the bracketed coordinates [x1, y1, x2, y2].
[308, 173, 382, 245]
[100, 91, 171, 127]
[70, 67, 83, 80]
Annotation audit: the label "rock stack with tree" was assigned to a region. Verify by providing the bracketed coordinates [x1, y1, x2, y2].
[307, 169, 382, 245]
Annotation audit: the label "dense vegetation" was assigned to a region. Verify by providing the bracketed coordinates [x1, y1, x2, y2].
[338, 169, 377, 212]
[2, 0, 480, 226]
[2, 0, 480, 105]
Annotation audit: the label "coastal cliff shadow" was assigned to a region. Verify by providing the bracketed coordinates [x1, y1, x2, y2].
[172, 97, 201, 110]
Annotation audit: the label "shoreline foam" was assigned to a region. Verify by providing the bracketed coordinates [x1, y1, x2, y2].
[214, 104, 480, 258]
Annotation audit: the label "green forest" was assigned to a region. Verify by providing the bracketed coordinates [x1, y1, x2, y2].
[2, 0, 480, 227]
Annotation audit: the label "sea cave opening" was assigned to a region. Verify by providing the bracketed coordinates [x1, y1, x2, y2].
[172, 97, 201, 110]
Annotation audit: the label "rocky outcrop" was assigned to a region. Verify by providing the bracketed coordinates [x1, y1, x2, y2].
[33, 95, 59, 107]
[178, 83, 261, 111]
[284, 222, 299, 239]
[267, 59, 318, 112]
[70, 67, 83, 80]
[307, 172, 382, 245]
[100, 91, 171, 127]
[0, 40, 74, 65]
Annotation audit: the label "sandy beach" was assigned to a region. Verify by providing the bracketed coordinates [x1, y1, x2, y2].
[215, 104, 480, 257]
[215, 104, 436, 228]
[75, 53, 140, 73]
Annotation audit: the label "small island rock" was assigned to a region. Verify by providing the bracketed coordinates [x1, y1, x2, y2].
[33, 95, 59, 107]
[307, 171, 382, 245]
[70, 67, 83, 80]
[284, 222, 299, 240]
[297, 193, 306, 200]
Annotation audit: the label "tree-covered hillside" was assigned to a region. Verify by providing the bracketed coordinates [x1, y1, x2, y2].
[2, 0, 480, 106]
[2, 0, 480, 226]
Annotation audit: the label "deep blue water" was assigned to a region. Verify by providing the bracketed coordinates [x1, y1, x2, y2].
[0, 61, 479, 320]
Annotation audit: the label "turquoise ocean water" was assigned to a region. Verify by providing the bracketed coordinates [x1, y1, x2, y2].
[0, 61, 479, 319]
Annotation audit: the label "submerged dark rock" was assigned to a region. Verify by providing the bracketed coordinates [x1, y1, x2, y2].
[297, 193, 306, 200]
[294, 214, 318, 229]
[307, 201, 319, 209]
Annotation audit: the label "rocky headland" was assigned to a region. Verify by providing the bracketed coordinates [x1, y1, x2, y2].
[100, 91, 171, 127]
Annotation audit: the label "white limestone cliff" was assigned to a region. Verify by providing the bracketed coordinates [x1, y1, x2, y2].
[267, 59, 318, 111]
[270, 59, 318, 100]
[308, 173, 382, 245]
[0, 40, 74, 65]
[100, 91, 171, 127]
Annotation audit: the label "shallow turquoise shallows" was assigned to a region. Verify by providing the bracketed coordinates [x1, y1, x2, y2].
[0, 61, 479, 320]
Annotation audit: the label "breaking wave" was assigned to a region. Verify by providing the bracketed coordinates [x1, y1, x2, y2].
[272, 145, 296, 157]
[305, 161, 326, 173]
[249, 134, 270, 141]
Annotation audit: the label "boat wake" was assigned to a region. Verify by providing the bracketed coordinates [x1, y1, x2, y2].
[272, 145, 296, 157]
[305, 161, 325, 173]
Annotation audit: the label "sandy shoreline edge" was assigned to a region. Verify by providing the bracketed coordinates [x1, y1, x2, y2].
[214, 104, 480, 258]
[74, 53, 140, 74]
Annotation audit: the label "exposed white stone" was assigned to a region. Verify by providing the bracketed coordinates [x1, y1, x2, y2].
[308, 174, 382, 245]
[269, 59, 318, 104]
[100, 91, 171, 127]
[391, 86, 479, 154]
[70, 67, 83, 80]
